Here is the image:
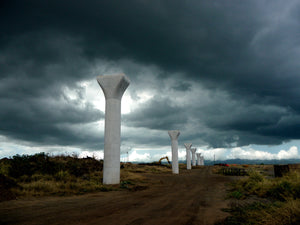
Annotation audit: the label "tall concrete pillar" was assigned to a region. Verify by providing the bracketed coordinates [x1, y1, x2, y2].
[184, 143, 192, 170]
[168, 130, 180, 174]
[97, 74, 130, 184]
[191, 148, 197, 166]
[200, 156, 204, 166]
[196, 153, 201, 166]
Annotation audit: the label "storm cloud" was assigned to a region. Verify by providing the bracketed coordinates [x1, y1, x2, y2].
[1, 0, 300, 155]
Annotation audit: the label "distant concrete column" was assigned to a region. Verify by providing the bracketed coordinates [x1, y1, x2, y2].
[97, 74, 130, 184]
[191, 148, 197, 166]
[168, 130, 180, 174]
[184, 143, 192, 170]
[196, 153, 201, 166]
[200, 156, 204, 166]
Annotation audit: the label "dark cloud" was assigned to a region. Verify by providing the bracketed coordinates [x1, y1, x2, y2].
[124, 96, 187, 130]
[171, 82, 191, 92]
[0, 91, 103, 148]
[1, 0, 300, 151]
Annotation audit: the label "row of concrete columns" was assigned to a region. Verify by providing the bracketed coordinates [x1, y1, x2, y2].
[97, 74, 204, 184]
[167, 135, 205, 173]
[168, 130, 180, 174]
[184, 143, 192, 170]
[183, 143, 205, 169]
[197, 153, 205, 166]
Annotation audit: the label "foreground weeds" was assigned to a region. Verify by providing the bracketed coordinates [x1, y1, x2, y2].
[218, 170, 300, 225]
[0, 153, 156, 200]
[11, 171, 108, 197]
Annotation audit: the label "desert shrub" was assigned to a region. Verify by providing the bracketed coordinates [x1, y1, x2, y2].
[222, 200, 300, 225]
[0, 174, 19, 191]
[232, 171, 265, 196]
[1, 154, 154, 198]
[5, 153, 103, 180]
[228, 190, 244, 200]
[258, 200, 300, 225]
[0, 159, 11, 176]
[223, 169, 300, 225]
[264, 174, 300, 201]
[31, 173, 45, 182]
[0, 174, 19, 201]
[15, 176, 107, 197]
[120, 180, 134, 189]
[18, 175, 32, 183]
[17, 180, 56, 196]
[98, 186, 113, 192]
[8, 154, 33, 177]
[66, 159, 89, 177]
[220, 202, 274, 225]
[54, 170, 72, 182]
[7, 153, 57, 178]
[267, 181, 293, 201]
[233, 170, 281, 198]
[248, 170, 264, 182]
[231, 170, 300, 201]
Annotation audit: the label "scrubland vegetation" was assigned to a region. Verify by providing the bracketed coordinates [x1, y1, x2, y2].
[2, 153, 300, 224]
[219, 167, 300, 225]
[0, 153, 170, 201]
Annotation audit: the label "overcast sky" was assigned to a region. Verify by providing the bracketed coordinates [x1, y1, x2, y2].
[1, 0, 300, 161]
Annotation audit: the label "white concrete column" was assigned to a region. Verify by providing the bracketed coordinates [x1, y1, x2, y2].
[191, 148, 197, 166]
[200, 156, 204, 166]
[97, 74, 130, 184]
[168, 130, 180, 174]
[184, 143, 192, 170]
[196, 153, 201, 166]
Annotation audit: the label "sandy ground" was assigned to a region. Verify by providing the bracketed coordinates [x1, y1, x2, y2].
[0, 166, 236, 225]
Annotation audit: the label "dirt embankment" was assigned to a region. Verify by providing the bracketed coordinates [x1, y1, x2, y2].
[0, 166, 236, 225]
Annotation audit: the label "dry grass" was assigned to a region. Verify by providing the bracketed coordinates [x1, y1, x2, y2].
[119, 164, 172, 190]
[12, 171, 109, 197]
[222, 167, 300, 225]
[5, 163, 173, 198]
[1, 154, 176, 199]
[257, 199, 300, 225]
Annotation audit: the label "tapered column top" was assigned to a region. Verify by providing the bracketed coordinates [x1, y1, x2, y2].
[184, 143, 192, 150]
[168, 130, 180, 140]
[191, 148, 197, 153]
[97, 74, 130, 100]
[196, 153, 201, 157]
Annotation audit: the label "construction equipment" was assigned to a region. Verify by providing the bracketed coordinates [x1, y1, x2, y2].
[140, 156, 171, 166]
[158, 156, 171, 165]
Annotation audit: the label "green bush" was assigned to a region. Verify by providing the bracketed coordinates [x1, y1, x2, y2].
[0, 160, 11, 176]
[4, 153, 103, 179]
[54, 170, 71, 182]
[120, 180, 134, 189]
[248, 170, 264, 182]
[7, 153, 57, 178]
[228, 190, 244, 200]
[1, 153, 107, 197]
[223, 169, 300, 225]
[267, 181, 293, 201]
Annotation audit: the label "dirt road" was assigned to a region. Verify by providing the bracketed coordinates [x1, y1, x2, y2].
[0, 166, 235, 225]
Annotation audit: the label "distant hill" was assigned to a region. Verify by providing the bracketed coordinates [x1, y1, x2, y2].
[179, 158, 300, 165]
[131, 158, 300, 165]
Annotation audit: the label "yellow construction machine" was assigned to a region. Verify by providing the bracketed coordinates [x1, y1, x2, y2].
[157, 156, 171, 165]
